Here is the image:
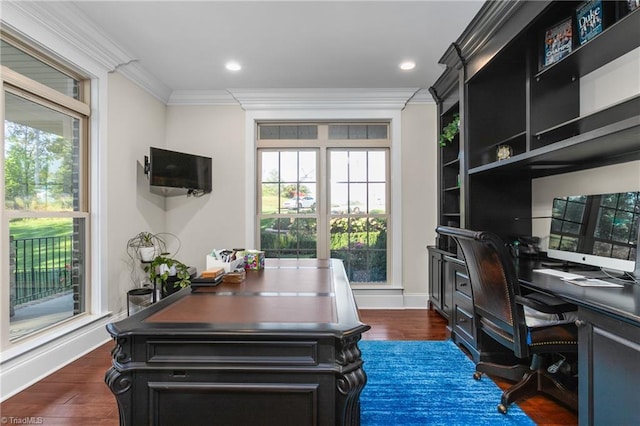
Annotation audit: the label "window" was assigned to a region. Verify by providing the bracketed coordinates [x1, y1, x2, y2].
[2, 36, 90, 342]
[257, 122, 390, 284]
[259, 149, 318, 258]
[329, 149, 388, 282]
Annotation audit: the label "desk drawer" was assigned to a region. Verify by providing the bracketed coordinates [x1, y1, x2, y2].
[454, 304, 474, 340]
[454, 269, 471, 297]
[146, 340, 320, 366]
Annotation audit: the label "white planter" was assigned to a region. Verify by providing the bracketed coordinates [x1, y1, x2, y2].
[138, 246, 156, 262]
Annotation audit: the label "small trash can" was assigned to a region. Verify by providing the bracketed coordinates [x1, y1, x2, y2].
[127, 288, 154, 316]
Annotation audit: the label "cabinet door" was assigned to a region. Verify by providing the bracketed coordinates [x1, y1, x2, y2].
[428, 248, 444, 315]
[578, 308, 640, 426]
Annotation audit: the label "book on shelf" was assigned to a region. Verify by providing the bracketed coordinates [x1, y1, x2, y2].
[628, 0, 640, 12]
[543, 17, 573, 68]
[576, 0, 603, 45]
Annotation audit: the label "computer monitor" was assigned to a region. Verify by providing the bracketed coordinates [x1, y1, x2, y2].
[547, 191, 639, 274]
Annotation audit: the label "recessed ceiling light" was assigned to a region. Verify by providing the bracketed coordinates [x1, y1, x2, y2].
[399, 61, 416, 71]
[225, 61, 242, 71]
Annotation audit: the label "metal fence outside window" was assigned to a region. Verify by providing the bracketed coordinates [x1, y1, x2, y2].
[11, 236, 74, 305]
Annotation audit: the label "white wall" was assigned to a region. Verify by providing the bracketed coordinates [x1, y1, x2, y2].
[580, 47, 640, 114]
[160, 104, 438, 307]
[401, 104, 438, 306]
[106, 72, 168, 312]
[164, 105, 246, 273]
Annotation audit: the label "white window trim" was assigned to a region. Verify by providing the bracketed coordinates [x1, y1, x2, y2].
[244, 109, 403, 290]
[1, 7, 112, 392]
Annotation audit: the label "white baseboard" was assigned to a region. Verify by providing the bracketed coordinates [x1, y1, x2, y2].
[354, 290, 429, 309]
[0, 311, 126, 402]
[402, 292, 430, 309]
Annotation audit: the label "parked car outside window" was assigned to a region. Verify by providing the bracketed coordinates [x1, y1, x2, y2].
[283, 196, 316, 210]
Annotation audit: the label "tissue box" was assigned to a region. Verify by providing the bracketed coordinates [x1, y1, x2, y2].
[244, 250, 265, 270]
[206, 255, 244, 273]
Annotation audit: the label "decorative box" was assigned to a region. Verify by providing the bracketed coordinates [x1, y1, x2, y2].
[244, 250, 265, 270]
[206, 255, 244, 273]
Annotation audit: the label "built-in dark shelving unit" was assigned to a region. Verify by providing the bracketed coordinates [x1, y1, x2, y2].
[461, 1, 640, 242]
[428, 0, 640, 379]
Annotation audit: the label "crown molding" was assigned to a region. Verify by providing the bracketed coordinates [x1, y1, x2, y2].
[3, 1, 171, 103]
[168, 90, 238, 106]
[228, 88, 419, 111]
[406, 89, 436, 105]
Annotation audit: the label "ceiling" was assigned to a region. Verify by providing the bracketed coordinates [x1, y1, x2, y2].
[66, 0, 484, 103]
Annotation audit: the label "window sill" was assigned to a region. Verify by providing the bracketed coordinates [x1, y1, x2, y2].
[350, 283, 404, 291]
[1, 311, 113, 364]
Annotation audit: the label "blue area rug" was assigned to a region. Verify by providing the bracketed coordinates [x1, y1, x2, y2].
[359, 340, 534, 426]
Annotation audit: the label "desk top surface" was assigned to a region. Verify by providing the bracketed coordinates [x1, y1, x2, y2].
[517, 260, 640, 326]
[108, 258, 368, 337]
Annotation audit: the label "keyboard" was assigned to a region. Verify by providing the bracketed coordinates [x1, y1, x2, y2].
[565, 278, 624, 287]
[533, 268, 584, 280]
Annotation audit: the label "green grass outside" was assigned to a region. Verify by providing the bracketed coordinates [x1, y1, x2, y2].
[261, 194, 280, 214]
[10, 217, 73, 239]
[10, 217, 74, 270]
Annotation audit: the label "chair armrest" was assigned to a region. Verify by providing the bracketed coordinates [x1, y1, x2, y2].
[515, 293, 577, 314]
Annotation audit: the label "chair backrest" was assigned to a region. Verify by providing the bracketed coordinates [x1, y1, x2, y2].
[436, 226, 529, 358]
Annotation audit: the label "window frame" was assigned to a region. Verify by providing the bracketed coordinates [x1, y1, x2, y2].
[256, 121, 392, 285]
[1, 35, 91, 346]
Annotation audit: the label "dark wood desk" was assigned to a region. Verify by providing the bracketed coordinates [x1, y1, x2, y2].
[517, 261, 640, 426]
[105, 259, 370, 426]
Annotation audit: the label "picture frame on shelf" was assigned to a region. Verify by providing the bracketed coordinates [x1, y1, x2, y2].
[576, 0, 603, 45]
[496, 145, 513, 161]
[542, 17, 573, 69]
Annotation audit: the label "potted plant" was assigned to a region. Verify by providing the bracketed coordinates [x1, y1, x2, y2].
[439, 113, 460, 147]
[127, 232, 166, 262]
[145, 254, 191, 297]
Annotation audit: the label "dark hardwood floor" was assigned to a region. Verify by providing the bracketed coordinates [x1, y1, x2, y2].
[1, 309, 577, 425]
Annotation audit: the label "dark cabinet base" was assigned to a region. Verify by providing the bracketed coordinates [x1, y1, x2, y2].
[578, 307, 640, 426]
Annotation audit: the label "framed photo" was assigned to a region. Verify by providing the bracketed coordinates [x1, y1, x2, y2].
[576, 0, 603, 45]
[543, 17, 573, 69]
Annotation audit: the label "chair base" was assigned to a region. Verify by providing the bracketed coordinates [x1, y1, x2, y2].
[476, 360, 530, 382]
[501, 368, 578, 412]
[475, 360, 578, 413]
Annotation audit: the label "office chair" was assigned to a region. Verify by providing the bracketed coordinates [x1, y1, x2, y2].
[436, 226, 579, 414]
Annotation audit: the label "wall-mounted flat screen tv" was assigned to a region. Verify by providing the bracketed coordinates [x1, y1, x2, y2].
[146, 147, 212, 197]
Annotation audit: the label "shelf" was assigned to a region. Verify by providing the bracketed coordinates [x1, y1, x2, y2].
[443, 186, 460, 192]
[469, 114, 640, 177]
[535, 8, 640, 82]
[485, 131, 527, 151]
[443, 158, 460, 168]
[533, 94, 640, 146]
[469, 131, 527, 168]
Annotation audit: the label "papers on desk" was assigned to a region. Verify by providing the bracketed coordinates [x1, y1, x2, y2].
[564, 278, 624, 288]
[533, 269, 624, 287]
[533, 268, 584, 280]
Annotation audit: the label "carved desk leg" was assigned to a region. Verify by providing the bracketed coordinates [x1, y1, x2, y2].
[335, 334, 368, 426]
[104, 336, 133, 425]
